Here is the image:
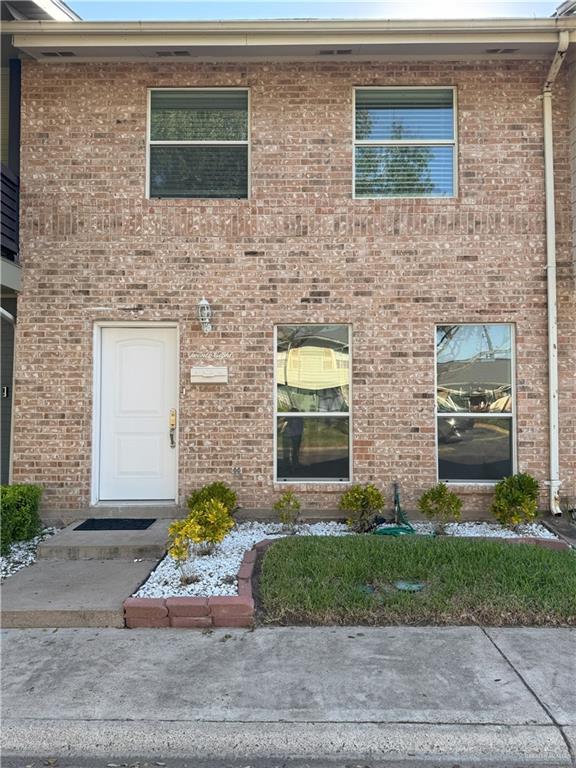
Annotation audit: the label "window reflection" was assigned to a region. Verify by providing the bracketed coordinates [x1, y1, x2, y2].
[436, 325, 512, 414]
[276, 325, 350, 481]
[277, 325, 349, 413]
[277, 416, 350, 481]
[438, 417, 513, 482]
[436, 324, 514, 482]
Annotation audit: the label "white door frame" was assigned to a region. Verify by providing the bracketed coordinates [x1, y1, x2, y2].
[91, 321, 180, 505]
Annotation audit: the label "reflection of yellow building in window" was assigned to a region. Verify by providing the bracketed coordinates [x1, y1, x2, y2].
[277, 347, 349, 390]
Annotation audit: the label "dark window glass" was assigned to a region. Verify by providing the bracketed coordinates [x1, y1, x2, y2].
[437, 417, 513, 482]
[150, 146, 248, 199]
[276, 325, 350, 413]
[355, 145, 453, 198]
[276, 416, 350, 481]
[149, 89, 248, 199]
[355, 89, 454, 142]
[436, 325, 512, 414]
[150, 90, 248, 142]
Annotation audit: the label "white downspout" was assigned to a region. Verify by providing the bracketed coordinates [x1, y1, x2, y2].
[543, 30, 569, 516]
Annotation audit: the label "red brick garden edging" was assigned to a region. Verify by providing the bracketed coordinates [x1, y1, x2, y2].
[123, 534, 569, 629]
[123, 538, 275, 629]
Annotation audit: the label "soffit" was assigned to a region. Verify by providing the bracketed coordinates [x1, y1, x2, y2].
[5, 18, 576, 62]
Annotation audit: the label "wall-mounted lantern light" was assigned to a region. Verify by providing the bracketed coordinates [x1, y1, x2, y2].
[198, 297, 212, 334]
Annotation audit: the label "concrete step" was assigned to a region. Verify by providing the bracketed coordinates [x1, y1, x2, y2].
[0, 558, 157, 628]
[38, 518, 173, 560]
[41, 504, 182, 528]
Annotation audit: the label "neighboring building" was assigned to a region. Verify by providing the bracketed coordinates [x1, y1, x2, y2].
[2, 15, 575, 521]
[0, 0, 79, 485]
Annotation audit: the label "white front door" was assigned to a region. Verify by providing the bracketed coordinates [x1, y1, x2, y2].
[98, 327, 178, 501]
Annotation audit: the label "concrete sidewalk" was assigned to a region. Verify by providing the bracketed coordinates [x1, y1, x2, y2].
[1, 626, 575, 766]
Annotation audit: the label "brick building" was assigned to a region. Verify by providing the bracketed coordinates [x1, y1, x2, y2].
[3, 16, 576, 522]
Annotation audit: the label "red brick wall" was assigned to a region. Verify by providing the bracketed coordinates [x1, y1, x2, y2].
[12, 59, 575, 517]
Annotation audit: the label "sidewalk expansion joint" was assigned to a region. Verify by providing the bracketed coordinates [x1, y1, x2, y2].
[481, 626, 576, 767]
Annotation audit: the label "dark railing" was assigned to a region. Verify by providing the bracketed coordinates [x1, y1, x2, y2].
[1, 163, 19, 261]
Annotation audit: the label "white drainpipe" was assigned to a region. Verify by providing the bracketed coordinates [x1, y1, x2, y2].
[542, 30, 570, 516]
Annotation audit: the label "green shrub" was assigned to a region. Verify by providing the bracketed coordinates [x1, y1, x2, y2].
[1, 484, 43, 555]
[491, 473, 540, 528]
[169, 498, 235, 559]
[339, 483, 386, 533]
[418, 483, 462, 534]
[273, 491, 301, 529]
[187, 481, 238, 515]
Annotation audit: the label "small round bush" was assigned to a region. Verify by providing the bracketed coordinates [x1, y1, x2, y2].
[187, 481, 238, 515]
[491, 473, 540, 528]
[273, 490, 301, 529]
[339, 483, 386, 533]
[417, 483, 462, 533]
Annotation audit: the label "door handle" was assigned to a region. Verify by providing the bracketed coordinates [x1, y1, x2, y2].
[169, 409, 177, 448]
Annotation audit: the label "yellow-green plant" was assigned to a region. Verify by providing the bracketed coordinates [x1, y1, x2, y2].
[273, 490, 301, 530]
[339, 483, 386, 533]
[168, 499, 235, 581]
[417, 483, 462, 534]
[491, 473, 540, 528]
[167, 517, 194, 582]
[187, 482, 238, 515]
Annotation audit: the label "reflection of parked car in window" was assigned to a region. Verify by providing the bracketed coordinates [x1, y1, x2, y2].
[437, 383, 512, 414]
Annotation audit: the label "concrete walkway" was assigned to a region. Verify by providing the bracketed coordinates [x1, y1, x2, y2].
[2, 625, 575, 766]
[1, 518, 172, 628]
[0, 558, 158, 627]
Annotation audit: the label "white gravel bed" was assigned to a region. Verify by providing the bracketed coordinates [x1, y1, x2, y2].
[134, 518, 559, 599]
[134, 521, 350, 598]
[446, 521, 558, 539]
[378, 521, 559, 539]
[0, 528, 58, 581]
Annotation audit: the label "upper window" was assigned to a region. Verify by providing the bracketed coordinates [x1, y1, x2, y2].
[436, 324, 514, 483]
[275, 325, 351, 482]
[354, 88, 456, 198]
[148, 89, 249, 199]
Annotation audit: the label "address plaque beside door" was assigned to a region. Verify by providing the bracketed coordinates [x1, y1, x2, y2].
[190, 366, 229, 384]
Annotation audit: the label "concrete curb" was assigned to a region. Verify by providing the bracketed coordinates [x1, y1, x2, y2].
[2, 719, 572, 765]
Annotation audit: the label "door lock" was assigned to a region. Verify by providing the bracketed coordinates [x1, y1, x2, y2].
[169, 409, 177, 448]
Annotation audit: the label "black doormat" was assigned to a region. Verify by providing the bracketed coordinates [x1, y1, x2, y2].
[74, 518, 157, 531]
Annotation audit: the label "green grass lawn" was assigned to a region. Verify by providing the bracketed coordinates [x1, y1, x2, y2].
[259, 536, 576, 626]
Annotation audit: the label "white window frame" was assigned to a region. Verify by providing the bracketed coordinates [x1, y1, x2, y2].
[146, 87, 251, 200]
[353, 86, 458, 200]
[273, 324, 352, 484]
[434, 322, 517, 485]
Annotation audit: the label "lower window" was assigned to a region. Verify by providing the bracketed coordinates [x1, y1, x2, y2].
[275, 325, 351, 482]
[437, 417, 513, 482]
[276, 416, 350, 481]
[436, 324, 514, 482]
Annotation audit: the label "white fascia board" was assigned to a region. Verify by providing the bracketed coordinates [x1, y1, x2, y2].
[31, 0, 81, 21]
[4, 17, 576, 31]
[11, 31, 576, 51]
[7, 17, 576, 57]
